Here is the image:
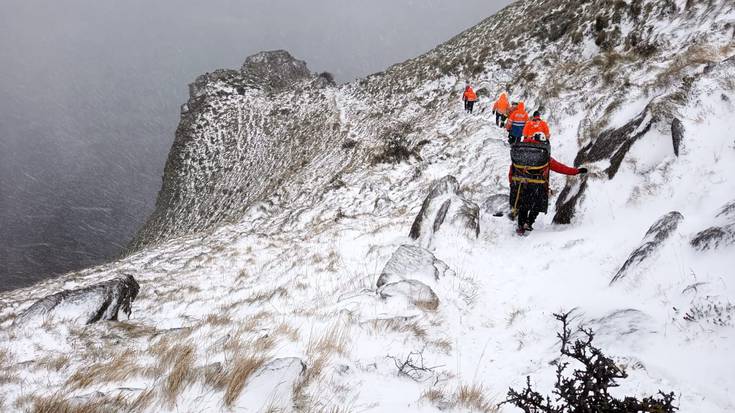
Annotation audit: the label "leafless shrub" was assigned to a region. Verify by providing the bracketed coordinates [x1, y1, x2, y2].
[388, 348, 442, 382]
[506, 308, 527, 327]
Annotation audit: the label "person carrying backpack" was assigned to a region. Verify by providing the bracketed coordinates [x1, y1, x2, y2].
[492, 92, 510, 127]
[523, 111, 551, 141]
[509, 134, 588, 235]
[505, 101, 529, 144]
[463, 83, 478, 113]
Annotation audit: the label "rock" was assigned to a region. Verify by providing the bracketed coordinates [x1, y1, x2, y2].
[378, 280, 440, 311]
[241, 50, 312, 91]
[609, 212, 683, 285]
[376, 245, 453, 288]
[15, 274, 140, 325]
[234, 357, 306, 410]
[481, 193, 510, 217]
[691, 200, 735, 251]
[409, 175, 480, 247]
[671, 117, 684, 157]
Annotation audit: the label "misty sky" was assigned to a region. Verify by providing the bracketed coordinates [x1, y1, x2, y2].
[0, 0, 512, 291]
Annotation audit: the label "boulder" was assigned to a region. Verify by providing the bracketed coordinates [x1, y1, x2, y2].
[671, 117, 684, 157]
[409, 175, 480, 247]
[235, 357, 306, 410]
[609, 212, 683, 285]
[691, 200, 735, 251]
[376, 245, 453, 288]
[481, 193, 511, 217]
[15, 274, 140, 325]
[378, 280, 440, 311]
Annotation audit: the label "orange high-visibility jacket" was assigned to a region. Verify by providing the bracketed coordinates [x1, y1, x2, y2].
[463, 87, 478, 102]
[493, 93, 510, 115]
[505, 102, 529, 133]
[522, 119, 551, 140]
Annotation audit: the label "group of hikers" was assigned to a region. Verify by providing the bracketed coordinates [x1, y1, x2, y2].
[463, 83, 588, 235]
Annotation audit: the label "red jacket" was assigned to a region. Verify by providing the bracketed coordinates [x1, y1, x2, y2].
[508, 158, 579, 183]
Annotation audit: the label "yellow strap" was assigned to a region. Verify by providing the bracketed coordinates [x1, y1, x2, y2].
[512, 162, 548, 171]
[511, 177, 547, 184]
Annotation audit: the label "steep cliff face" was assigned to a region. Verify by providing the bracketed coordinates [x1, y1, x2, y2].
[3, 1, 734, 412]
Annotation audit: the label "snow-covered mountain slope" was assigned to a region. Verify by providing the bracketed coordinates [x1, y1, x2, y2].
[1, 0, 734, 411]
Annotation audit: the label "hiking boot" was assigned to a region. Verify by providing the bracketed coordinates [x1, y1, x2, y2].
[516, 226, 525, 236]
[523, 223, 534, 232]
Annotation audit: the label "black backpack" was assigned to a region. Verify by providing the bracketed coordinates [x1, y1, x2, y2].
[510, 141, 550, 184]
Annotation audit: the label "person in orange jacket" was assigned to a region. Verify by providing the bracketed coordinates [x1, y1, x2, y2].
[492, 92, 510, 127]
[505, 101, 529, 144]
[522, 111, 551, 142]
[509, 134, 588, 235]
[463, 83, 478, 114]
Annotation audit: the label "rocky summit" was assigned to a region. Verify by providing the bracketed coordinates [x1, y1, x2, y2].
[1, 0, 734, 412]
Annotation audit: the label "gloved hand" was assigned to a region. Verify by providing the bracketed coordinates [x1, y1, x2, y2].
[578, 167, 588, 174]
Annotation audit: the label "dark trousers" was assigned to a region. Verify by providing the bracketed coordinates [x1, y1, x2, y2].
[512, 183, 546, 228]
[496, 112, 507, 127]
[464, 100, 475, 113]
[508, 132, 521, 144]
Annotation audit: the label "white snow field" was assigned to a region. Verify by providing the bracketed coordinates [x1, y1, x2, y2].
[1, 0, 734, 411]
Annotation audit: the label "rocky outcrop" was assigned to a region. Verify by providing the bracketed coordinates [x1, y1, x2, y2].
[691, 200, 735, 251]
[610, 212, 683, 285]
[481, 193, 512, 218]
[376, 245, 453, 288]
[15, 274, 140, 325]
[409, 175, 480, 247]
[378, 280, 440, 311]
[241, 50, 312, 91]
[128, 50, 348, 252]
[671, 118, 684, 157]
[235, 357, 306, 409]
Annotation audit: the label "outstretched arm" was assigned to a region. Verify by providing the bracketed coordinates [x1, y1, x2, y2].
[549, 158, 580, 175]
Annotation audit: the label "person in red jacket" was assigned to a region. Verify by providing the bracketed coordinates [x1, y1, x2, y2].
[463, 83, 478, 113]
[522, 111, 551, 141]
[509, 135, 588, 234]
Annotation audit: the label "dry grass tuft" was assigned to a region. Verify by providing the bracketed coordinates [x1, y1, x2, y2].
[421, 387, 449, 405]
[455, 383, 497, 413]
[202, 313, 233, 327]
[37, 354, 70, 372]
[364, 318, 427, 340]
[162, 345, 196, 406]
[30, 393, 130, 413]
[66, 350, 141, 389]
[223, 353, 268, 407]
[110, 321, 158, 339]
[274, 321, 300, 342]
[306, 322, 350, 357]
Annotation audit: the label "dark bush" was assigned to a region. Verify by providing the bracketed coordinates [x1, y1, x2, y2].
[504, 312, 678, 413]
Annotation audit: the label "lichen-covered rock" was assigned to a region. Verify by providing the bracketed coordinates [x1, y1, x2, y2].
[378, 280, 440, 311]
[376, 245, 453, 288]
[15, 274, 140, 325]
[409, 175, 480, 247]
[609, 212, 684, 285]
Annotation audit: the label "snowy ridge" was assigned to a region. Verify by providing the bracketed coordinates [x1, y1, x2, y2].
[1, 0, 735, 411]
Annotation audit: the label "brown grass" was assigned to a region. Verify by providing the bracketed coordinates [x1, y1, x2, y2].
[274, 321, 300, 342]
[30, 393, 130, 413]
[202, 313, 233, 326]
[37, 354, 70, 372]
[162, 345, 196, 406]
[421, 387, 449, 406]
[455, 384, 497, 413]
[223, 353, 268, 407]
[363, 318, 427, 340]
[66, 350, 141, 389]
[110, 321, 158, 339]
